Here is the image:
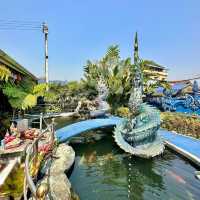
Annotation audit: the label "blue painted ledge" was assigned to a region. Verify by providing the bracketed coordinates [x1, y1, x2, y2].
[159, 129, 200, 166]
[56, 116, 122, 143]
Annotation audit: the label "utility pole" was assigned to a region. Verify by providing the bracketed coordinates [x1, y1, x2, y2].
[42, 22, 49, 91]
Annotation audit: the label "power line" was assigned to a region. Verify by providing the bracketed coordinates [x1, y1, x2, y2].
[0, 19, 42, 31]
[0, 26, 42, 28]
[0, 20, 49, 90]
[0, 27, 42, 31]
[0, 28, 41, 31]
[0, 21, 41, 26]
[0, 22, 40, 25]
[0, 19, 41, 24]
[0, 24, 41, 27]
[0, 25, 42, 29]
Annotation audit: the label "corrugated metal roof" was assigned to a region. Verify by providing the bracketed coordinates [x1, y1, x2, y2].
[0, 49, 37, 81]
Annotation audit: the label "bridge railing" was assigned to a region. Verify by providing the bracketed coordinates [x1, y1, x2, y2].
[23, 113, 55, 200]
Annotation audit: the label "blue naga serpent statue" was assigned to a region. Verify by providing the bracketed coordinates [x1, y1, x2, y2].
[160, 80, 200, 113]
[113, 33, 165, 158]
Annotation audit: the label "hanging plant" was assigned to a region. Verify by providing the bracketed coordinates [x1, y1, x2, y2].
[22, 94, 37, 110]
[0, 64, 11, 82]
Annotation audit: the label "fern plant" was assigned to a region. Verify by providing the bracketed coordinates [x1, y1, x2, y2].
[2, 81, 47, 111]
[2, 83, 31, 110]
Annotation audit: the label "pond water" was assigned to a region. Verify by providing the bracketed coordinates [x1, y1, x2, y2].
[56, 118, 200, 200]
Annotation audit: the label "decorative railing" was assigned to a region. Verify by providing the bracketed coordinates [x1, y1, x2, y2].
[23, 113, 55, 200]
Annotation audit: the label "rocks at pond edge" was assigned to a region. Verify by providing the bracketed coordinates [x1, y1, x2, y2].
[39, 143, 76, 200]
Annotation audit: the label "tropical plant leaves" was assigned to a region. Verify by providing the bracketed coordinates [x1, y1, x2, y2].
[82, 42, 169, 110]
[22, 94, 37, 110]
[105, 45, 120, 60]
[0, 65, 11, 82]
[2, 82, 46, 110]
[33, 83, 47, 96]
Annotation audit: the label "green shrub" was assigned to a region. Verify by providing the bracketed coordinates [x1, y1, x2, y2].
[115, 106, 130, 118]
[161, 112, 200, 139]
[0, 112, 11, 139]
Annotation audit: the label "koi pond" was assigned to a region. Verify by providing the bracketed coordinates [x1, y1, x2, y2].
[55, 118, 200, 200]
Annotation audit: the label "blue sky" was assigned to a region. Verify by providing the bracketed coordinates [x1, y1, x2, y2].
[0, 0, 200, 81]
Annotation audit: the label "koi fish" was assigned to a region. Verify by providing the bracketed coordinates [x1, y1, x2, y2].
[167, 170, 186, 184]
[78, 151, 97, 166]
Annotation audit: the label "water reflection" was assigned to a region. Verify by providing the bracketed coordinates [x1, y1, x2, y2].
[123, 156, 165, 200]
[69, 134, 200, 200]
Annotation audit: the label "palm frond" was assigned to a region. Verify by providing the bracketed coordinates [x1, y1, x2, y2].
[105, 45, 120, 60]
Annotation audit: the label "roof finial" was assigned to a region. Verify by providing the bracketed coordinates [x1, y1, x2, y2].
[134, 32, 139, 63]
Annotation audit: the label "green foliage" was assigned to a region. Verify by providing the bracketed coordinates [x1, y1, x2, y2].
[33, 81, 97, 112]
[115, 106, 131, 118]
[33, 83, 47, 96]
[83, 44, 170, 110]
[66, 81, 83, 95]
[84, 60, 99, 82]
[0, 64, 11, 81]
[44, 103, 62, 113]
[83, 45, 134, 109]
[2, 83, 28, 109]
[80, 79, 98, 100]
[2, 81, 46, 111]
[44, 91, 58, 103]
[161, 112, 200, 138]
[19, 78, 36, 92]
[0, 164, 24, 198]
[0, 112, 11, 139]
[22, 94, 37, 110]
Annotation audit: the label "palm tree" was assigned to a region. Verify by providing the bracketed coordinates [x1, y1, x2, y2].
[83, 34, 170, 109]
[83, 45, 134, 109]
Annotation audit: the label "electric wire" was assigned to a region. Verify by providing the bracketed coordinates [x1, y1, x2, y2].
[0, 20, 43, 31]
